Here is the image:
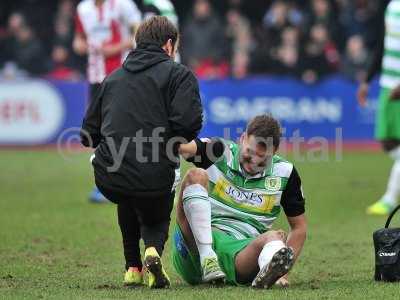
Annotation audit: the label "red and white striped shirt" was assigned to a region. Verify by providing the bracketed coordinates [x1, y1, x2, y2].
[75, 0, 141, 83]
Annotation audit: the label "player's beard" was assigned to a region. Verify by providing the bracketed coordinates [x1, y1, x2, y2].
[239, 148, 273, 176]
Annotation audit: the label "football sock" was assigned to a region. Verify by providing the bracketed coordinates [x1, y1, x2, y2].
[382, 147, 400, 206]
[182, 183, 217, 265]
[258, 240, 286, 270]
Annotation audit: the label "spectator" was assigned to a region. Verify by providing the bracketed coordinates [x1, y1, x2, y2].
[182, 0, 228, 79]
[263, 1, 304, 45]
[53, 0, 85, 74]
[341, 34, 369, 82]
[270, 26, 304, 77]
[306, 0, 342, 48]
[251, 1, 305, 76]
[46, 44, 81, 81]
[336, 0, 377, 48]
[225, 8, 252, 78]
[54, 0, 74, 45]
[5, 13, 49, 76]
[302, 23, 340, 83]
[1, 12, 25, 66]
[0, 1, 378, 83]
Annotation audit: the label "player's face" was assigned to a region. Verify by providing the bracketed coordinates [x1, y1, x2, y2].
[239, 134, 275, 175]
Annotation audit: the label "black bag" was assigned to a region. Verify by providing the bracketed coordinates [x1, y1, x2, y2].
[373, 204, 400, 281]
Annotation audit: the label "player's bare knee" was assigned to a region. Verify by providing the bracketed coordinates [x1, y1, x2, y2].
[254, 230, 286, 250]
[184, 168, 208, 188]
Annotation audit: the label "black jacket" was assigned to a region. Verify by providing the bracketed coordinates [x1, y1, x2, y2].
[81, 43, 203, 196]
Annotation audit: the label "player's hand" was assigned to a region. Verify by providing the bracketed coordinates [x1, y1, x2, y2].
[357, 82, 369, 107]
[275, 275, 289, 288]
[101, 44, 121, 57]
[390, 84, 400, 101]
[73, 36, 88, 55]
[101, 40, 132, 57]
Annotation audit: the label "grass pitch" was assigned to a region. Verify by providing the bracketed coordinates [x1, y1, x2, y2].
[1, 150, 400, 299]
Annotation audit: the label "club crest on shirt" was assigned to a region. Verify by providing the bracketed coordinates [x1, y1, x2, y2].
[265, 177, 281, 191]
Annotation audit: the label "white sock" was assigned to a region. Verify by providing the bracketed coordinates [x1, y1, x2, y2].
[182, 184, 217, 265]
[381, 160, 400, 206]
[381, 147, 400, 206]
[258, 240, 286, 270]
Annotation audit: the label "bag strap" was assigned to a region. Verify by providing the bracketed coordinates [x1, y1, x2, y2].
[385, 204, 400, 228]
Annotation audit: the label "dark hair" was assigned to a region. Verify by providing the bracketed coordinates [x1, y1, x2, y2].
[135, 16, 178, 48]
[246, 114, 281, 150]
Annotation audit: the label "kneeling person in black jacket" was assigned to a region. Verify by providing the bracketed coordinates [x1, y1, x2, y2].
[80, 16, 203, 288]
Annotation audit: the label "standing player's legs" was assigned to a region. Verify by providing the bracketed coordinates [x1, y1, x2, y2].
[117, 201, 143, 285]
[368, 88, 400, 215]
[133, 192, 175, 288]
[88, 83, 108, 203]
[95, 183, 142, 285]
[176, 168, 226, 283]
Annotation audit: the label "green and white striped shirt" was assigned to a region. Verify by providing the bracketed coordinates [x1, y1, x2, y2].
[204, 139, 305, 240]
[381, 0, 400, 88]
[143, 0, 178, 26]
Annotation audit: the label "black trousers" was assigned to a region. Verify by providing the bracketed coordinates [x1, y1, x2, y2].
[97, 184, 175, 270]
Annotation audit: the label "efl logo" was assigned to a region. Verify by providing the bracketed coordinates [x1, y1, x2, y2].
[0, 100, 41, 124]
[0, 80, 64, 144]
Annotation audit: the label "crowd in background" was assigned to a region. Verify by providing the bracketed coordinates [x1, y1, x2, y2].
[0, 0, 380, 83]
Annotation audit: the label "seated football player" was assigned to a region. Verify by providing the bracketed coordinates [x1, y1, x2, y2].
[173, 114, 307, 288]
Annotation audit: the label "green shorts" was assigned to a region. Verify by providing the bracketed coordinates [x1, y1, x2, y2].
[172, 224, 254, 285]
[375, 87, 400, 140]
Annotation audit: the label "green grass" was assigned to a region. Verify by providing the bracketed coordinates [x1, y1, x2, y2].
[1, 150, 400, 299]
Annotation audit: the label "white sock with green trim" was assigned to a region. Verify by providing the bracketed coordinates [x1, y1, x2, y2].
[258, 240, 286, 270]
[182, 184, 217, 265]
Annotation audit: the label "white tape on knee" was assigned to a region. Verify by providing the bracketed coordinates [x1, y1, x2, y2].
[258, 240, 286, 269]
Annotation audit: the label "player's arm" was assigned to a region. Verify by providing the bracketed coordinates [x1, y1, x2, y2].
[275, 212, 306, 287]
[279, 167, 307, 267]
[276, 167, 306, 287]
[168, 68, 203, 142]
[73, 13, 88, 55]
[357, 0, 387, 106]
[101, 23, 138, 57]
[179, 138, 225, 169]
[286, 214, 307, 262]
[101, 0, 141, 57]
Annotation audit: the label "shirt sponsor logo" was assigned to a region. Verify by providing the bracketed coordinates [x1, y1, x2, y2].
[225, 185, 263, 206]
[212, 177, 276, 213]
